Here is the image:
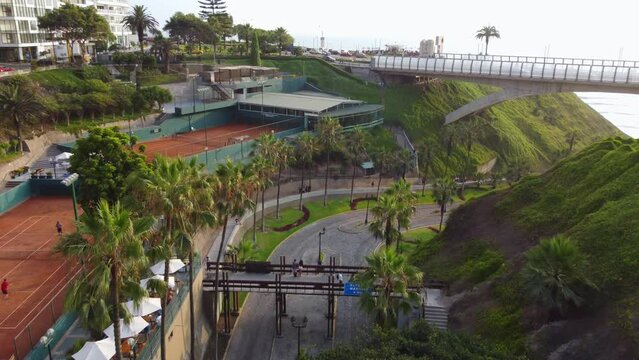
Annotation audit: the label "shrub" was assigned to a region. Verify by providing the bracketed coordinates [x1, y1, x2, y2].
[80, 66, 112, 82]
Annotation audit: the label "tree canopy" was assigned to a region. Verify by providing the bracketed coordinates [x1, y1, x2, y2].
[70, 127, 148, 211]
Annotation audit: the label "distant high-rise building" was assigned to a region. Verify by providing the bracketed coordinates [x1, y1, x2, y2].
[0, 0, 58, 61]
[320, 32, 325, 50]
[419, 39, 435, 57]
[0, 0, 134, 62]
[435, 36, 444, 54]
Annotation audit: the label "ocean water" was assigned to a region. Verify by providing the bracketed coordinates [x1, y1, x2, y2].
[576, 93, 639, 138]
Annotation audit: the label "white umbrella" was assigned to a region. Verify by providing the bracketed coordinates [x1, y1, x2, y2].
[103, 316, 149, 339]
[140, 275, 176, 290]
[54, 152, 73, 161]
[124, 297, 162, 316]
[150, 259, 186, 275]
[71, 338, 116, 360]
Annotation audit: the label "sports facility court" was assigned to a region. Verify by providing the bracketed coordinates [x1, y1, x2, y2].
[141, 122, 283, 160]
[0, 197, 78, 360]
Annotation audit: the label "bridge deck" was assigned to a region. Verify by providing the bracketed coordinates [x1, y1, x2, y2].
[372, 55, 639, 85]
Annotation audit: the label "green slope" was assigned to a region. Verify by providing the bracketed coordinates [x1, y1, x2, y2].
[216, 57, 621, 171]
[417, 138, 639, 358]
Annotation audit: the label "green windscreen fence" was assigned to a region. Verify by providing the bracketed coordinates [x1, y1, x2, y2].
[0, 182, 31, 215]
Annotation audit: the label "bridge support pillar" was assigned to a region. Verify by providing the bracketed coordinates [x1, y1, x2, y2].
[326, 257, 337, 339]
[222, 272, 231, 334]
[231, 291, 239, 316]
[275, 274, 283, 337]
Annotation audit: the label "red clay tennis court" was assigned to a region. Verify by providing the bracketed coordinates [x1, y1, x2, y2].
[0, 197, 78, 360]
[140, 122, 282, 160]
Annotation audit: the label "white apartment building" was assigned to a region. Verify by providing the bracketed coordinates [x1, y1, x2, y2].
[0, 0, 133, 62]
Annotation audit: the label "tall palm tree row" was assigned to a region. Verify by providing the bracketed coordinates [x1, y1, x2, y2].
[211, 160, 254, 360]
[315, 117, 344, 206]
[475, 25, 501, 55]
[56, 200, 153, 360]
[354, 248, 423, 329]
[253, 133, 278, 228]
[273, 139, 294, 218]
[122, 5, 159, 53]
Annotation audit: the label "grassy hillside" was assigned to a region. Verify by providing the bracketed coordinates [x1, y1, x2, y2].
[215, 57, 621, 172]
[415, 138, 639, 359]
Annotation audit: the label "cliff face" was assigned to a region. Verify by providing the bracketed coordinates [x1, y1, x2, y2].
[417, 138, 639, 359]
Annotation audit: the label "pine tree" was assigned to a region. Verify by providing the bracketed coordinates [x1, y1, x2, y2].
[251, 31, 261, 66]
[198, 0, 226, 18]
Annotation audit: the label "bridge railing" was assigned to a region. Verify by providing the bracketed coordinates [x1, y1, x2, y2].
[427, 53, 639, 68]
[372, 55, 639, 85]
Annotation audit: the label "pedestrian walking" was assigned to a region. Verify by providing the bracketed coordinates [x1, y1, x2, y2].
[1, 278, 8, 299]
[336, 273, 343, 284]
[298, 260, 304, 277]
[56, 221, 63, 235]
[292, 259, 298, 277]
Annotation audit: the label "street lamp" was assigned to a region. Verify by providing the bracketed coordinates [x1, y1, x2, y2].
[48, 157, 57, 179]
[365, 181, 375, 224]
[127, 337, 137, 360]
[39, 328, 54, 360]
[290, 316, 308, 360]
[318, 227, 326, 265]
[61, 173, 79, 221]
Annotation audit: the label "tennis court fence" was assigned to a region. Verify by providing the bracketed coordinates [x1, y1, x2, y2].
[13, 263, 80, 360]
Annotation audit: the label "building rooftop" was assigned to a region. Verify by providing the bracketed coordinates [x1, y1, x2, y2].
[323, 104, 384, 118]
[240, 92, 362, 114]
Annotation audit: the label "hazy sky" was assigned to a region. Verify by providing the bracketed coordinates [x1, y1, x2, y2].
[133, 0, 639, 59]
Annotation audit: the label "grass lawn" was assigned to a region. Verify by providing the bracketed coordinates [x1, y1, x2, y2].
[0, 151, 22, 165]
[242, 197, 353, 261]
[139, 73, 183, 86]
[399, 227, 439, 254]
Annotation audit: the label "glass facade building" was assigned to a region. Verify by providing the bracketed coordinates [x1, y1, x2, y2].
[0, 0, 133, 62]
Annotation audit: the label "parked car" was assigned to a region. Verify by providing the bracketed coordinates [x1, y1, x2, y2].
[324, 55, 337, 62]
[0, 66, 14, 72]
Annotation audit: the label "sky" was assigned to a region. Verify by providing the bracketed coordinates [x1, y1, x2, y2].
[133, 0, 639, 60]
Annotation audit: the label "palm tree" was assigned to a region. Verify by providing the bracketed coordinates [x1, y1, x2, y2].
[254, 133, 278, 228]
[346, 126, 368, 203]
[369, 194, 400, 248]
[295, 132, 319, 210]
[122, 5, 158, 53]
[249, 155, 272, 235]
[354, 248, 423, 329]
[233, 23, 252, 56]
[273, 27, 289, 54]
[387, 179, 417, 250]
[372, 148, 394, 199]
[151, 33, 175, 74]
[211, 160, 254, 359]
[227, 239, 258, 263]
[522, 236, 597, 317]
[475, 26, 501, 55]
[432, 177, 456, 230]
[0, 81, 45, 153]
[316, 117, 344, 206]
[55, 200, 153, 360]
[273, 139, 294, 218]
[128, 156, 200, 360]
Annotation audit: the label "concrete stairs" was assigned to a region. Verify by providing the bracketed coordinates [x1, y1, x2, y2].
[30, 145, 64, 171]
[422, 305, 448, 331]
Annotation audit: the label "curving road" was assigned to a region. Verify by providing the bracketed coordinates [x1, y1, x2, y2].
[224, 204, 455, 360]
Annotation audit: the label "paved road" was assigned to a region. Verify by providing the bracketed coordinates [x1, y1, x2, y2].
[224, 204, 454, 360]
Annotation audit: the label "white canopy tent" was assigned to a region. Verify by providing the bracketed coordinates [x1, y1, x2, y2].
[140, 275, 176, 290]
[124, 297, 162, 317]
[150, 259, 186, 275]
[71, 338, 116, 360]
[103, 316, 149, 339]
[54, 152, 73, 161]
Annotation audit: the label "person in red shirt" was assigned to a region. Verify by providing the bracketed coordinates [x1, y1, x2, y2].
[1, 279, 8, 299]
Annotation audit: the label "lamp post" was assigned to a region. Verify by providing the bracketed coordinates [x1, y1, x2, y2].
[364, 181, 374, 224]
[318, 227, 326, 265]
[48, 157, 57, 179]
[61, 173, 79, 221]
[39, 328, 54, 360]
[127, 337, 137, 360]
[290, 316, 308, 360]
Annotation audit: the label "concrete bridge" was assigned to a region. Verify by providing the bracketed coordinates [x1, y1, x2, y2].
[363, 54, 639, 124]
